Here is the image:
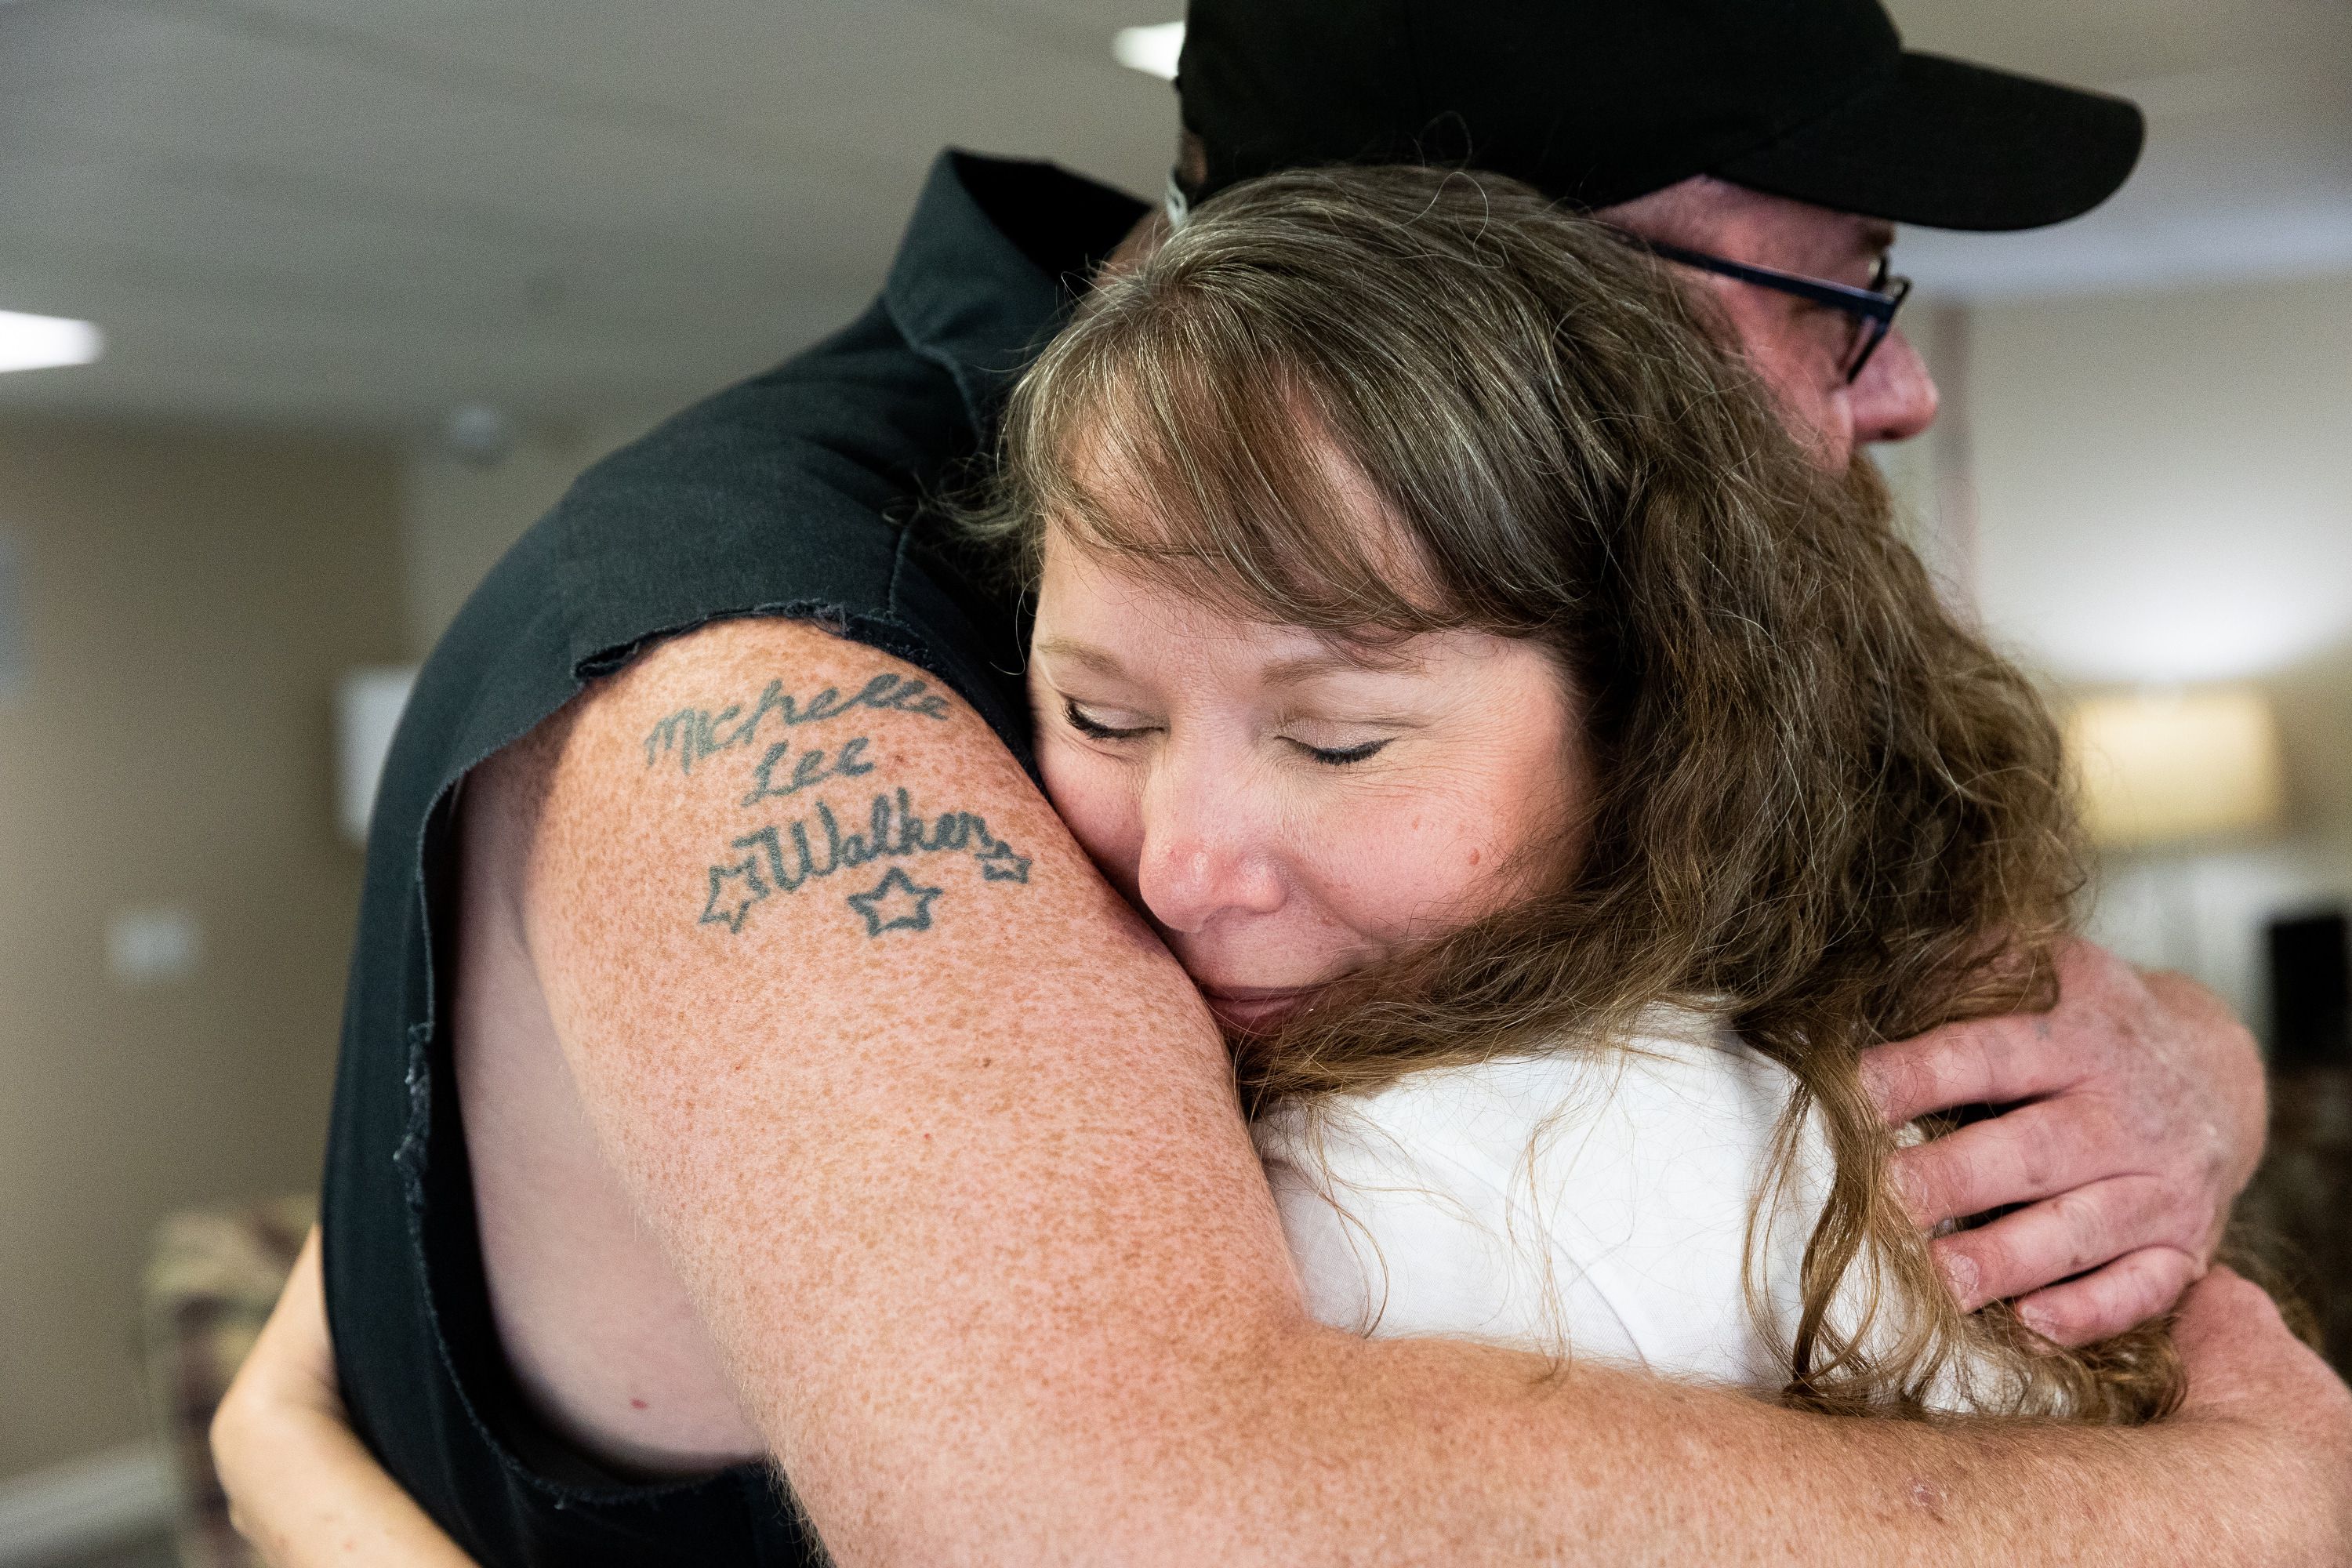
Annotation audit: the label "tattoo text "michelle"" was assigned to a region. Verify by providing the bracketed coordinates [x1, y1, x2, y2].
[644, 673, 950, 775]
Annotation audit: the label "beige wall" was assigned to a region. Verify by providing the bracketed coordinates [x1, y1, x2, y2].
[0, 416, 404, 1478]
[402, 416, 654, 658]
[0, 405, 644, 1485]
[1952, 270, 2352, 1029]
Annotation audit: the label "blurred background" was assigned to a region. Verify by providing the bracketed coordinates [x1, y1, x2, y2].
[0, 1, 2344, 1563]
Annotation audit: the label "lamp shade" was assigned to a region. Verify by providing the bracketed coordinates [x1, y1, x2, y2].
[2066, 688, 2285, 850]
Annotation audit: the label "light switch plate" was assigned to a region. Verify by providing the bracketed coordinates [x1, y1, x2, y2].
[107, 906, 202, 985]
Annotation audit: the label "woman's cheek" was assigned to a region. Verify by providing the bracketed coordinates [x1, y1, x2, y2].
[1038, 739, 1145, 889]
[1333, 789, 1523, 941]
[1291, 792, 1450, 942]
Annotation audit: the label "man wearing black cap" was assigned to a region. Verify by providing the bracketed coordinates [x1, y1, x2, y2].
[244, 0, 2347, 1563]
[1172, 0, 2246, 1347]
[1174, 0, 2135, 467]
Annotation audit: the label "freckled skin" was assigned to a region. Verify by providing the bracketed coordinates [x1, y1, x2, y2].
[430, 376, 2314, 1567]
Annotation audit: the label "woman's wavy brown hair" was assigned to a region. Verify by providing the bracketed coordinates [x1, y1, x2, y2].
[975, 165, 2180, 1421]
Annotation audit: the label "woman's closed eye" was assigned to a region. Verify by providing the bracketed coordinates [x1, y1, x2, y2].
[1063, 697, 1396, 767]
[1062, 699, 1156, 742]
[1286, 735, 1392, 766]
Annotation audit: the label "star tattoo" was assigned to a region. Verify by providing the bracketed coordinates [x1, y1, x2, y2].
[846, 866, 944, 938]
[972, 837, 1032, 884]
[699, 855, 770, 934]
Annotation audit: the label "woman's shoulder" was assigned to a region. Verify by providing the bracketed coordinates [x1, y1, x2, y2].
[1258, 1005, 1798, 1168]
[1254, 1007, 1827, 1378]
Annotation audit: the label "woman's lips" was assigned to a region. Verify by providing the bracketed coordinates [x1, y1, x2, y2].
[1199, 984, 1323, 1032]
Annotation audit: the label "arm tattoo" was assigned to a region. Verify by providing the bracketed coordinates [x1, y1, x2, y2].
[658, 670, 1032, 939]
[740, 735, 874, 806]
[643, 673, 950, 774]
[699, 789, 1031, 937]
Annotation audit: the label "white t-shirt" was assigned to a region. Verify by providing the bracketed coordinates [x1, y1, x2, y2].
[1254, 1006, 2002, 1406]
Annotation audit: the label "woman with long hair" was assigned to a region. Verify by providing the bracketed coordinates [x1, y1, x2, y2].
[982, 163, 2172, 1420]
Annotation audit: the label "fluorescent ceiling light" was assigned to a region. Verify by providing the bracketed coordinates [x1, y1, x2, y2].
[0, 310, 102, 374]
[1112, 21, 1184, 81]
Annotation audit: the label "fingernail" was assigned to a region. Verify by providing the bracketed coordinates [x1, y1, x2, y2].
[1890, 1161, 1926, 1221]
[1857, 1053, 1887, 1101]
[1940, 1250, 1979, 1308]
[2016, 1305, 2060, 1347]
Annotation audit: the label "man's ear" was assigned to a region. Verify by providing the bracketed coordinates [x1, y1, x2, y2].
[1178, 129, 1209, 194]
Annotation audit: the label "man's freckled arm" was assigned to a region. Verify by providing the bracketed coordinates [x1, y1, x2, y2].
[510, 615, 2331, 1568]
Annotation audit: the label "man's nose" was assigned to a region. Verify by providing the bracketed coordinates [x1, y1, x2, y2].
[1851, 326, 1939, 447]
[1133, 762, 1285, 935]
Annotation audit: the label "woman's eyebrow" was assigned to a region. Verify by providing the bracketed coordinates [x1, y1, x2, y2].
[1261, 645, 1425, 685]
[1032, 635, 1127, 677]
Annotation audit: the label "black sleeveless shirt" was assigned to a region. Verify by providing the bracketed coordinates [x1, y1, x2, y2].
[319, 150, 1146, 1566]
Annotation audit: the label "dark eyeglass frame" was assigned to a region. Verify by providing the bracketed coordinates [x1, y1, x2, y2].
[1616, 235, 1914, 384]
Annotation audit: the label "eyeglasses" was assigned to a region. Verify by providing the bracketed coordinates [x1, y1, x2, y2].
[1616, 235, 1914, 384]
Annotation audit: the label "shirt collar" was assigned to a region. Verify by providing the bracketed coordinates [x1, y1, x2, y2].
[884, 149, 1150, 424]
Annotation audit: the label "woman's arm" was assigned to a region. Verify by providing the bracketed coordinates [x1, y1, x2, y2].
[212, 1229, 478, 1568]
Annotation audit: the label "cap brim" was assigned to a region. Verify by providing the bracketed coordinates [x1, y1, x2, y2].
[1715, 52, 2145, 232]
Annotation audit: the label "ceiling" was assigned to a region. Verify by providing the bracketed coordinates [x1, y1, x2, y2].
[1890, 0, 2352, 296]
[0, 0, 2344, 433]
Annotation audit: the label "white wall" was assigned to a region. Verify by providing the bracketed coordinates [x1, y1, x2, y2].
[1876, 304, 1983, 612]
[1954, 270, 2352, 1033]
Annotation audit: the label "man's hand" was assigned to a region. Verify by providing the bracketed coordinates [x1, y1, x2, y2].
[2170, 1268, 2352, 1559]
[1860, 939, 2267, 1346]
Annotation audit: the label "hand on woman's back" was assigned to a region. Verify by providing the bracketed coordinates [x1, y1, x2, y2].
[2172, 1268, 2352, 1553]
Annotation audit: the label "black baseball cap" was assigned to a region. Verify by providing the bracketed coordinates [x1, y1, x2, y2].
[1176, 0, 2144, 231]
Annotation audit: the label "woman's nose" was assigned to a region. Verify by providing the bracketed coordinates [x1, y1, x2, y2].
[1133, 759, 1285, 935]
